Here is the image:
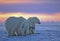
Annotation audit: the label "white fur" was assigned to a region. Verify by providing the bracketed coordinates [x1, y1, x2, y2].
[5, 17, 26, 36]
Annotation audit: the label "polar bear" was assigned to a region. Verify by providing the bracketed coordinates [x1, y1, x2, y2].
[5, 17, 18, 36]
[17, 20, 30, 36]
[27, 17, 40, 34]
[5, 17, 26, 36]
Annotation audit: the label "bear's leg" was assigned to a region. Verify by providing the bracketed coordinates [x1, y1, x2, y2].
[32, 27, 35, 34]
[29, 27, 33, 34]
[22, 30, 26, 36]
[21, 29, 26, 36]
[9, 28, 16, 36]
[25, 27, 30, 35]
[12, 31, 17, 36]
[8, 31, 13, 36]
[17, 30, 22, 36]
[29, 27, 35, 34]
[26, 30, 30, 35]
[17, 27, 23, 36]
[31, 29, 35, 34]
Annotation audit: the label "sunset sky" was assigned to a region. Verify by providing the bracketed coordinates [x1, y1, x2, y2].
[0, 0, 60, 23]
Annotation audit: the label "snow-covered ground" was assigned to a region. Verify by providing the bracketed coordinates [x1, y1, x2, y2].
[0, 24, 60, 41]
[35, 24, 60, 31]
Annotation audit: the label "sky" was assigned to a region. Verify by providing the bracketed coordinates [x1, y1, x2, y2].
[0, 0, 60, 23]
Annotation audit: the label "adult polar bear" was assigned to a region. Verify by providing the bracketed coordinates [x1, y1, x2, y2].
[27, 17, 40, 34]
[5, 17, 26, 36]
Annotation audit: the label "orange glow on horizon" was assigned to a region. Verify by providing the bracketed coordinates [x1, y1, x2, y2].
[0, 0, 43, 4]
[0, 12, 60, 22]
[0, 0, 54, 4]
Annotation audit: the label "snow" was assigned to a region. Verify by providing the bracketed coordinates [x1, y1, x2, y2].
[0, 24, 60, 41]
